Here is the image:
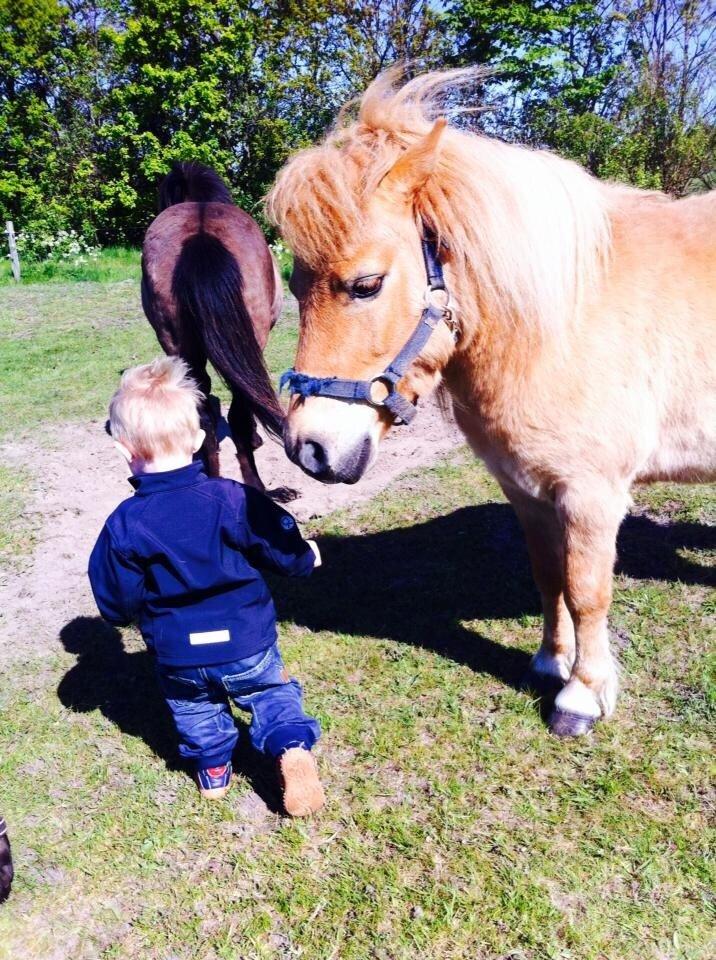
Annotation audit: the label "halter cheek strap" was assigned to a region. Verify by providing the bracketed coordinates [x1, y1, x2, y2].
[280, 228, 456, 426]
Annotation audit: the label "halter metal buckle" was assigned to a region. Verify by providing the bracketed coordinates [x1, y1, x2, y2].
[423, 287, 458, 342]
[423, 286, 451, 312]
[368, 374, 395, 406]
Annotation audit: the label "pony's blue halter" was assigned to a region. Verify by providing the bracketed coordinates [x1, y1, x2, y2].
[280, 230, 456, 425]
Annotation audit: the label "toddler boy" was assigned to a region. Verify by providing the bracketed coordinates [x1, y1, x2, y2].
[88, 357, 324, 816]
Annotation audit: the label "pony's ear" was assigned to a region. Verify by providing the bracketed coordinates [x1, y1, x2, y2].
[377, 118, 447, 205]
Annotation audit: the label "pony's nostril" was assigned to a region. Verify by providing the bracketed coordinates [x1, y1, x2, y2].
[297, 438, 327, 475]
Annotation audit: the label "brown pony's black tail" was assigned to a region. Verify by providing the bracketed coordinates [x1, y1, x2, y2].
[159, 161, 233, 211]
[172, 234, 284, 439]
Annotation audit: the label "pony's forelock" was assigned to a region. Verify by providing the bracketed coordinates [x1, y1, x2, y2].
[266, 67, 613, 334]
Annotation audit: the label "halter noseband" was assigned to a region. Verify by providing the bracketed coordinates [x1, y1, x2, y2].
[279, 227, 457, 425]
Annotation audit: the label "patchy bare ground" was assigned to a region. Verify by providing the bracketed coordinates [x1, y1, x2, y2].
[0, 399, 462, 661]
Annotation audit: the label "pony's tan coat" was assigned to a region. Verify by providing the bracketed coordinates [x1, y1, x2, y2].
[267, 69, 715, 729]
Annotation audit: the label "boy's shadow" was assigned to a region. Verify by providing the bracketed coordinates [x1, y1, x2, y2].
[57, 618, 285, 812]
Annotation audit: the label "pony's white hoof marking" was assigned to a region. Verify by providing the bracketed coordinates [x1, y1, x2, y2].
[522, 649, 574, 697]
[597, 669, 619, 718]
[531, 648, 573, 682]
[554, 678, 602, 717]
[548, 672, 619, 736]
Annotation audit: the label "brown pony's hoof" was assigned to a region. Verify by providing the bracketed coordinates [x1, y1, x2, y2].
[267, 486, 300, 504]
[278, 749, 325, 817]
[521, 669, 565, 699]
[548, 708, 597, 738]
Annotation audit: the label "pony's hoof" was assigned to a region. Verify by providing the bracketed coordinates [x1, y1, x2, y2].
[548, 708, 597, 738]
[267, 486, 300, 503]
[521, 669, 565, 698]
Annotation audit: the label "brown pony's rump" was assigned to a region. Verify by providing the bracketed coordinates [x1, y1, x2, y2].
[171, 232, 284, 439]
[142, 162, 287, 494]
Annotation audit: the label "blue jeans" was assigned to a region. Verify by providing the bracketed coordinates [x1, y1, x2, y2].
[156, 643, 321, 770]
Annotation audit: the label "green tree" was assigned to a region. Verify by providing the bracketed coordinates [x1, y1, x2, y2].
[448, 1, 625, 132]
[94, 0, 258, 240]
[448, 0, 715, 193]
[4, 0, 709, 247]
[0, 1, 449, 244]
[1, 1, 75, 234]
[95, 0, 448, 240]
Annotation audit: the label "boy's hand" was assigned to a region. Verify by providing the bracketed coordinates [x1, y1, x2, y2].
[307, 539, 322, 568]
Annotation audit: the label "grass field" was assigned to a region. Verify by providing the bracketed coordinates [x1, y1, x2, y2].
[0, 278, 714, 959]
[0, 278, 298, 444]
[0, 246, 141, 286]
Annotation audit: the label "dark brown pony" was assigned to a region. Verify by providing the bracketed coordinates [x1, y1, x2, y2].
[141, 161, 289, 496]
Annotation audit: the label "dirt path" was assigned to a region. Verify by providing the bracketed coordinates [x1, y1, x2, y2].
[0, 400, 462, 661]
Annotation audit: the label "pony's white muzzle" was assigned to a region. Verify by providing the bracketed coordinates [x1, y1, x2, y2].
[284, 397, 381, 484]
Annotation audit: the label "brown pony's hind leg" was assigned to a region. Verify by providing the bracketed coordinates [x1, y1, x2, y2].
[199, 393, 221, 477]
[228, 395, 265, 491]
[549, 481, 628, 737]
[228, 395, 298, 502]
[185, 362, 220, 477]
[505, 487, 575, 698]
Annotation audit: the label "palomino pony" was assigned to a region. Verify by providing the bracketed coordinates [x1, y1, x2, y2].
[267, 69, 716, 738]
[142, 161, 288, 495]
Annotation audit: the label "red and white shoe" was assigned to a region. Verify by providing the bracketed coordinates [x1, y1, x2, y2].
[196, 762, 232, 799]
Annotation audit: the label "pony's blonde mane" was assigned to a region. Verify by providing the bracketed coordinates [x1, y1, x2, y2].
[266, 68, 614, 333]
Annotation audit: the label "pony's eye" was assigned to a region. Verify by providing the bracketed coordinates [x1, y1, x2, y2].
[350, 275, 384, 299]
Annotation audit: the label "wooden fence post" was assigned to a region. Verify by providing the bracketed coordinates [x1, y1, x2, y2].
[5, 221, 20, 282]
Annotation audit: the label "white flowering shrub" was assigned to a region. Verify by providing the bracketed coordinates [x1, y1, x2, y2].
[270, 239, 292, 283]
[15, 229, 101, 266]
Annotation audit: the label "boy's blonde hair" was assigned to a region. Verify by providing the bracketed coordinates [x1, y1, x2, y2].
[109, 357, 202, 460]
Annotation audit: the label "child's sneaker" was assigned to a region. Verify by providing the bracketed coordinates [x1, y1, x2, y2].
[196, 762, 232, 799]
[278, 748, 325, 817]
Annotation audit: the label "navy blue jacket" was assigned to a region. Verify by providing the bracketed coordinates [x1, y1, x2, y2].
[88, 461, 315, 667]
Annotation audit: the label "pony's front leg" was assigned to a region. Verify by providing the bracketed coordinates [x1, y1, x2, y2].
[550, 482, 628, 737]
[504, 487, 575, 692]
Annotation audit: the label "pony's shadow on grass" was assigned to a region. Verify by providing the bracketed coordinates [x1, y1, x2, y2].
[56, 617, 285, 813]
[273, 504, 538, 689]
[616, 512, 715, 585]
[271, 503, 715, 681]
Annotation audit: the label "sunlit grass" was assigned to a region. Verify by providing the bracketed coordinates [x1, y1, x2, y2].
[0, 246, 141, 285]
[0, 454, 713, 959]
[0, 466, 38, 574]
[0, 279, 298, 441]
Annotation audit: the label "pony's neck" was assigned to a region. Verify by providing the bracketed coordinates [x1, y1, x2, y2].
[420, 129, 612, 338]
[441, 256, 567, 418]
